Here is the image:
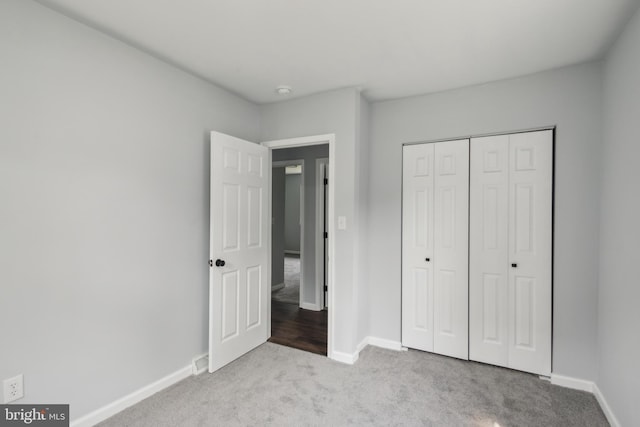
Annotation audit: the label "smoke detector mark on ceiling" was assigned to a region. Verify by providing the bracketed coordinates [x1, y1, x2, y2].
[275, 85, 293, 95]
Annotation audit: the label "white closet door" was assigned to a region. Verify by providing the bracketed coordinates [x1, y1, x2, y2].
[402, 143, 435, 352]
[508, 130, 552, 376]
[469, 135, 509, 366]
[469, 130, 552, 376]
[433, 139, 469, 359]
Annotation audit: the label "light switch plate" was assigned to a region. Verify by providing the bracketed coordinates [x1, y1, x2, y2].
[338, 216, 347, 230]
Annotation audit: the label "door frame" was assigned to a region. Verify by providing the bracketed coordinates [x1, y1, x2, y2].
[262, 134, 336, 358]
[272, 159, 305, 308]
[315, 158, 329, 309]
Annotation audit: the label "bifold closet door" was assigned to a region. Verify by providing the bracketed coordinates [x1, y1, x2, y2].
[402, 139, 469, 359]
[402, 143, 435, 352]
[469, 130, 552, 376]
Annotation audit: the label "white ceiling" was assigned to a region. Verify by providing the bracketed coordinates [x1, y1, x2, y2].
[36, 0, 639, 104]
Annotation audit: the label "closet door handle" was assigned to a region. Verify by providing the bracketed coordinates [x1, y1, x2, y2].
[425, 258, 430, 262]
[215, 259, 226, 267]
[511, 263, 518, 268]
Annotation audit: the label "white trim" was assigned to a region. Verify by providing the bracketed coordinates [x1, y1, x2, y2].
[550, 374, 594, 392]
[262, 134, 336, 361]
[356, 337, 369, 354]
[266, 149, 272, 339]
[549, 374, 621, 427]
[263, 134, 336, 149]
[593, 384, 621, 427]
[300, 302, 322, 311]
[70, 365, 192, 427]
[331, 350, 359, 365]
[191, 353, 208, 375]
[332, 336, 404, 366]
[315, 158, 329, 310]
[366, 337, 404, 351]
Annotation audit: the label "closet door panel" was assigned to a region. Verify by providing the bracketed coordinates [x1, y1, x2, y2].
[402, 143, 435, 351]
[433, 139, 469, 359]
[507, 130, 552, 376]
[469, 135, 509, 367]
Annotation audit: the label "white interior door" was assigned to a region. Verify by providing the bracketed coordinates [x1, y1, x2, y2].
[507, 130, 552, 375]
[209, 131, 269, 373]
[433, 139, 469, 359]
[469, 130, 552, 376]
[402, 143, 435, 352]
[469, 135, 510, 366]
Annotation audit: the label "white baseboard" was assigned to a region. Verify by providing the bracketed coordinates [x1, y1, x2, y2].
[300, 302, 322, 311]
[550, 374, 620, 427]
[593, 383, 621, 427]
[366, 337, 403, 351]
[71, 364, 192, 427]
[356, 337, 369, 354]
[550, 374, 593, 392]
[271, 282, 285, 292]
[330, 336, 403, 366]
[192, 353, 208, 375]
[330, 350, 358, 365]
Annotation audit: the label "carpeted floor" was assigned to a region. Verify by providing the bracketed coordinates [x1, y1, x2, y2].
[97, 343, 608, 427]
[272, 255, 300, 304]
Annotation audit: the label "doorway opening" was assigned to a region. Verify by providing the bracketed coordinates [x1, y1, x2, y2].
[271, 160, 304, 306]
[263, 136, 334, 357]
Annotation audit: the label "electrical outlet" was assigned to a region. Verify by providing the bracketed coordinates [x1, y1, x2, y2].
[3, 374, 24, 403]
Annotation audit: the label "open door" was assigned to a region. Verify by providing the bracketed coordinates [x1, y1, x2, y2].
[209, 131, 269, 372]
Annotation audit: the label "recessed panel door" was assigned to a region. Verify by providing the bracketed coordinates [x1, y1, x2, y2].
[433, 139, 469, 359]
[209, 131, 269, 373]
[507, 130, 552, 376]
[402, 143, 435, 352]
[469, 135, 509, 367]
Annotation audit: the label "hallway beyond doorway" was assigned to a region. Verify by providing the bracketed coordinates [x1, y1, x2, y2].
[272, 255, 300, 304]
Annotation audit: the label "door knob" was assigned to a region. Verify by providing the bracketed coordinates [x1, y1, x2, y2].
[215, 259, 226, 267]
[425, 258, 430, 262]
[511, 263, 518, 268]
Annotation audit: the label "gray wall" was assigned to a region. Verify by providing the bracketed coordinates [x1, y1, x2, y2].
[284, 173, 302, 252]
[0, 0, 259, 421]
[599, 6, 640, 426]
[272, 146, 329, 306]
[368, 62, 603, 381]
[271, 167, 285, 287]
[261, 89, 363, 354]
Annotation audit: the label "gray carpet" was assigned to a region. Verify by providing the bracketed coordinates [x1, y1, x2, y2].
[97, 343, 608, 427]
[272, 255, 300, 304]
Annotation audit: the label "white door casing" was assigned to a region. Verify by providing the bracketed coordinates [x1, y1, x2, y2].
[262, 134, 336, 360]
[315, 158, 329, 310]
[402, 139, 469, 359]
[469, 130, 552, 376]
[209, 131, 269, 373]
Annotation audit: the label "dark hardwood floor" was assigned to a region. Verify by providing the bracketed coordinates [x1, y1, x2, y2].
[269, 300, 328, 356]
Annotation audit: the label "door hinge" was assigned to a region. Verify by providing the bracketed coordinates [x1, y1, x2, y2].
[324, 178, 328, 185]
[324, 286, 328, 291]
[324, 232, 328, 238]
